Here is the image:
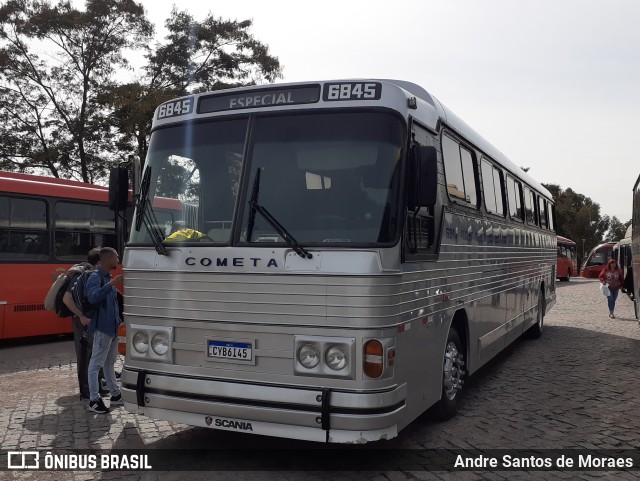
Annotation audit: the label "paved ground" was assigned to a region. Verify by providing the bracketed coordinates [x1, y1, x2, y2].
[1, 278, 639, 480]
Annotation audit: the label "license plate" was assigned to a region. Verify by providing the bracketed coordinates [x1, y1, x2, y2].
[208, 341, 252, 361]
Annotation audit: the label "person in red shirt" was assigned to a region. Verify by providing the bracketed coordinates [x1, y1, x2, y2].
[599, 258, 625, 318]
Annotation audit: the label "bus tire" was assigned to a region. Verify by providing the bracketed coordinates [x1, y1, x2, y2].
[527, 290, 545, 339]
[434, 327, 465, 420]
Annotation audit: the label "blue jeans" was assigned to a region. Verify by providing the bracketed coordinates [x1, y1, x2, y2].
[88, 330, 120, 401]
[607, 288, 619, 313]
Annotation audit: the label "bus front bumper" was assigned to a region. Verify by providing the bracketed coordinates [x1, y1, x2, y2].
[120, 368, 407, 444]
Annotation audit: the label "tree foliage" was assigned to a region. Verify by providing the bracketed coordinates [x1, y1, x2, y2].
[101, 7, 282, 166]
[0, 0, 153, 181]
[543, 183, 613, 257]
[0, 1, 282, 181]
[605, 216, 631, 243]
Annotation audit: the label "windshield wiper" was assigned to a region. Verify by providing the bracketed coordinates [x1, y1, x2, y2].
[134, 166, 151, 231]
[246, 168, 312, 259]
[135, 167, 168, 256]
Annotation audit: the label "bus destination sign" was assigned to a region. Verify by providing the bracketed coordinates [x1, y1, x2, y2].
[198, 85, 321, 113]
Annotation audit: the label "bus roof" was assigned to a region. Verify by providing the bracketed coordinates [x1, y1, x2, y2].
[0, 171, 182, 210]
[153, 79, 553, 200]
[383, 79, 552, 200]
[557, 235, 576, 246]
[0, 171, 108, 202]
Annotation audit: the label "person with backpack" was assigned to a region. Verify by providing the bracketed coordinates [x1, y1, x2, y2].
[86, 247, 123, 414]
[62, 248, 100, 400]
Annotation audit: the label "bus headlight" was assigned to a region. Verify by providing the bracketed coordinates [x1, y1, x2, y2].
[294, 336, 355, 378]
[151, 333, 169, 356]
[297, 344, 320, 369]
[132, 332, 149, 354]
[325, 346, 348, 371]
[128, 325, 173, 363]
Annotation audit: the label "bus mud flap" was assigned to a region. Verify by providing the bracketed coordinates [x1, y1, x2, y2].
[136, 371, 147, 407]
[321, 388, 331, 431]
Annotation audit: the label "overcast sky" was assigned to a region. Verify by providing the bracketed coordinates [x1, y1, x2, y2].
[142, 0, 640, 222]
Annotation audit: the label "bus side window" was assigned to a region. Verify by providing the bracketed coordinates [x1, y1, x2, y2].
[524, 187, 537, 225]
[481, 159, 505, 216]
[55, 202, 117, 261]
[481, 161, 496, 213]
[506, 176, 523, 221]
[493, 168, 504, 215]
[0, 196, 8, 227]
[0, 197, 49, 260]
[442, 134, 477, 206]
[547, 201, 555, 231]
[538, 197, 547, 229]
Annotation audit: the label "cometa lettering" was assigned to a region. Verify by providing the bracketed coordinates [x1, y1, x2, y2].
[215, 419, 254, 431]
[229, 92, 294, 109]
[185, 257, 278, 268]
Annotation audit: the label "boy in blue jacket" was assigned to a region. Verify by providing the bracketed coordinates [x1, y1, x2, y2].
[86, 247, 123, 413]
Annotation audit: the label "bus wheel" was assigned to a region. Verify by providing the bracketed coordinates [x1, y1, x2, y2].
[527, 290, 545, 339]
[434, 327, 465, 420]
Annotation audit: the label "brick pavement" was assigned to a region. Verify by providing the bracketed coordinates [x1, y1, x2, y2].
[1, 278, 639, 480]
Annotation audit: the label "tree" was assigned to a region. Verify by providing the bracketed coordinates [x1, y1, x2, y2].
[605, 216, 631, 242]
[542, 183, 610, 256]
[0, 2, 282, 182]
[0, 0, 153, 182]
[103, 8, 282, 164]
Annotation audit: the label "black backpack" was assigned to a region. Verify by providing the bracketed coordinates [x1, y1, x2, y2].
[71, 270, 104, 318]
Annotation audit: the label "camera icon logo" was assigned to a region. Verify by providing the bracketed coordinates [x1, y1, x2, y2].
[7, 451, 39, 469]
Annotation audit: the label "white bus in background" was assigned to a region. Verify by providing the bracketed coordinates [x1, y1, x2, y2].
[613, 225, 634, 306]
[632, 174, 640, 319]
[111, 79, 556, 443]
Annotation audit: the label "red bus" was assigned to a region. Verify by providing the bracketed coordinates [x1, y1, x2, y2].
[557, 235, 578, 281]
[0, 171, 179, 340]
[580, 242, 615, 279]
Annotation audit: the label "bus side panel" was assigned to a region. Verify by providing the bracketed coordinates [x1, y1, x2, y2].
[435, 211, 555, 375]
[393, 268, 450, 428]
[0, 263, 72, 339]
[557, 257, 568, 278]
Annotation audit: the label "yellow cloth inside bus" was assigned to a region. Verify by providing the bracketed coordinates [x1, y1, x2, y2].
[164, 228, 205, 242]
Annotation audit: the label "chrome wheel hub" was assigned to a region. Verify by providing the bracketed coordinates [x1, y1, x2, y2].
[443, 341, 464, 400]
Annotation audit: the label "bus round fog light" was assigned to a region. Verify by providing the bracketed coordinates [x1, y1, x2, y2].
[132, 332, 149, 354]
[325, 346, 347, 371]
[297, 344, 320, 369]
[151, 333, 169, 355]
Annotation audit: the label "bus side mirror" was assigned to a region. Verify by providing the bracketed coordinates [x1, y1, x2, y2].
[408, 145, 438, 209]
[108, 168, 129, 212]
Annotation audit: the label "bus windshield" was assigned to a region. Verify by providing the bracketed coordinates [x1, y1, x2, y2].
[132, 112, 405, 246]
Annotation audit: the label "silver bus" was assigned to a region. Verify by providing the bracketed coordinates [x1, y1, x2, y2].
[113, 79, 557, 443]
